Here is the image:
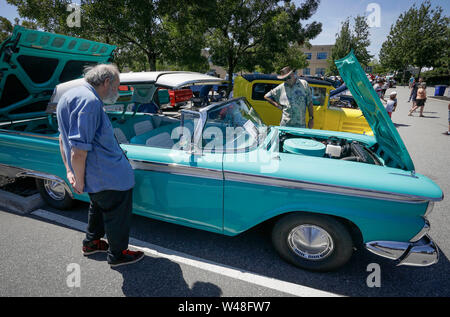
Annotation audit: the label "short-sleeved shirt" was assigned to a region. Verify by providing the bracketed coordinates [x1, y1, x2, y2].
[373, 84, 383, 98]
[264, 79, 313, 127]
[385, 99, 397, 113]
[56, 82, 134, 193]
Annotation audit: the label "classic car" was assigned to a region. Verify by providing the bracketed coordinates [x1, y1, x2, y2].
[0, 27, 444, 272]
[233, 73, 373, 135]
[329, 84, 358, 109]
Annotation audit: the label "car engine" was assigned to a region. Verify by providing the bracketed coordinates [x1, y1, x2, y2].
[279, 133, 381, 166]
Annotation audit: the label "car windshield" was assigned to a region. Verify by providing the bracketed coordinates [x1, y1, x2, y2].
[202, 98, 267, 152]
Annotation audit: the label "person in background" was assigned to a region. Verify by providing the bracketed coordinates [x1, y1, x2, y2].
[373, 78, 384, 101]
[264, 66, 314, 128]
[385, 91, 397, 118]
[409, 77, 423, 112]
[381, 78, 389, 99]
[408, 82, 427, 117]
[409, 76, 415, 89]
[408, 77, 415, 102]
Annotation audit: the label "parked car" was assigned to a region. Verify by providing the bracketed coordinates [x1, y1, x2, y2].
[0, 27, 444, 272]
[190, 82, 230, 107]
[329, 84, 358, 109]
[168, 88, 193, 108]
[190, 85, 225, 107]
[233, 73, 373, 135]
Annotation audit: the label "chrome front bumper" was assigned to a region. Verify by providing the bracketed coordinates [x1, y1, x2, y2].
[365, 233, 439, 267]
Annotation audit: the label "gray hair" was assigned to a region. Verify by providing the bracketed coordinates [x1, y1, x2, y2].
[84, 64, 119, 87]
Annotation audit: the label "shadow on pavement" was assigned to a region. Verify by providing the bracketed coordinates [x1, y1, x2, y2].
[26, 202, 450, 297]
[111, 256, 223, 297]
[393, 123, 410, 128]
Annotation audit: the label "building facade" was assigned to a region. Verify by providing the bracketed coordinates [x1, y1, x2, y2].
[202, 45, 335, 79]
[300, 45, 334, 77]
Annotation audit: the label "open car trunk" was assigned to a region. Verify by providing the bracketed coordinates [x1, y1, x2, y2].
[0, 26, 116, 124]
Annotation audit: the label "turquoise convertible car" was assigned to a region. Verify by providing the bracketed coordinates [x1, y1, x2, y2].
[0, 27, 444, 271]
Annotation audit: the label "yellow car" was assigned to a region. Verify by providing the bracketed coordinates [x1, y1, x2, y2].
[233, 74, 373, 135]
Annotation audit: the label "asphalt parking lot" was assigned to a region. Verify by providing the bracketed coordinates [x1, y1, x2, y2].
[0, 86, 449, 298]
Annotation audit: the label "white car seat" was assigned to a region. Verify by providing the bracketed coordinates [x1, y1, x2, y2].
[145, 132, 174, 149]
[134, 119, 153, 136]
[114, 128, 129, 144]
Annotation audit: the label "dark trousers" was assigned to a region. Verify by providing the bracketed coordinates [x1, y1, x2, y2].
[83, 188, 133, 262]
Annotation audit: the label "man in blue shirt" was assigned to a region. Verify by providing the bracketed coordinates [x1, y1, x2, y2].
[57, 64, 144, 267]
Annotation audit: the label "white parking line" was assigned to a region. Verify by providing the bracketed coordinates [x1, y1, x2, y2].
[31, 208, 342, 297]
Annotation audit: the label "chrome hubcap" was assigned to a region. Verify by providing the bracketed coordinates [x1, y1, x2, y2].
[43, 179, 66, 201]
[288, 224, 334, 261]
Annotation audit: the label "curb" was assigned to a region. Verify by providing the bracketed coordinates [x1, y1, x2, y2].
[0, 189, 44, 215]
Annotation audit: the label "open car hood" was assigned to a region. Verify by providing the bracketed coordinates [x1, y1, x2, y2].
[335, 52, 415, 171]
[0, 26, 116, 122]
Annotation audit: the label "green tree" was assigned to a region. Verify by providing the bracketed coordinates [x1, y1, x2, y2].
[368, 59, 388, 75]
[327, 15, 373, 75]
[379, 1, 449, 79]
[0, 17, 14, 43]
[0, 16, 38, 43]
[6, 0, 210, 71]
[379, 20, 409, 75]
[80, 0, 210, 71]
[205, 0, 322, 91]
[270, 43, 309, 74]
[7, 0, 70, 33]
[352, 15, 372, 67]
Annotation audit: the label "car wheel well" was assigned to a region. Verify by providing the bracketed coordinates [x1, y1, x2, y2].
[269, 211, 363, 249]
[35, 178, 74, 210]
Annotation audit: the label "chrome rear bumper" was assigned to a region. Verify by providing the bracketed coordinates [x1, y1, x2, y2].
[365, 234, 439, 267]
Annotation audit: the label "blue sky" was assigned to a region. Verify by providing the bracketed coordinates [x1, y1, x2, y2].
[1, 0, 449, 59]
[301, 0, 450, 58]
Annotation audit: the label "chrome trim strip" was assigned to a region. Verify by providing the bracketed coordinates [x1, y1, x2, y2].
[223, 170, 439, 204]
[0, 129, 59, 141]
[0, 163, 73, 198]
[129, 159, 440, 203]
[130, 160, 223, 181]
